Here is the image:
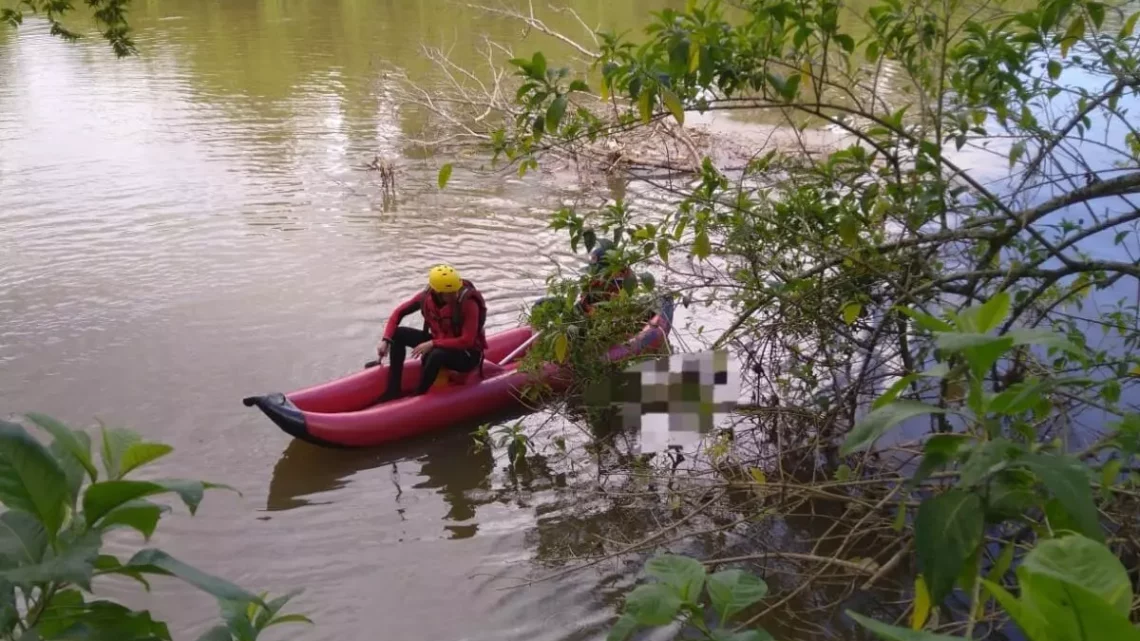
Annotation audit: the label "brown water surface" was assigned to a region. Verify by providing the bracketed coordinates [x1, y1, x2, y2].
[0, 2, 688, 639]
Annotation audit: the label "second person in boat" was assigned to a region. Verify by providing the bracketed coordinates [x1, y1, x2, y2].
[375, 264, 489, 402]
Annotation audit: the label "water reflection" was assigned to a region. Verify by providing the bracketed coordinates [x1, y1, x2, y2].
[266, 422, 490, 522]
[413, 430, 496, 538]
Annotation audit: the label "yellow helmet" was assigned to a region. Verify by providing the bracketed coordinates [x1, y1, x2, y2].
[428, 264, 462, 293]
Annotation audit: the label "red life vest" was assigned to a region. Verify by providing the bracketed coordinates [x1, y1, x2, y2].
[580, 266, 634, 314]
[420, 279, 489, 351]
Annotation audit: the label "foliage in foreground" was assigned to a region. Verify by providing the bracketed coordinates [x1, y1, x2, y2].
[608, 554, 775, 641]
[0, 414, 311, 640]
[608, 294, 1140, 641]
[620, 529, 1137, 641]
[1, 0, 135, 57]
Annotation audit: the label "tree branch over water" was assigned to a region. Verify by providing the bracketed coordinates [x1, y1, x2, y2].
[399, 0, 1140, 637]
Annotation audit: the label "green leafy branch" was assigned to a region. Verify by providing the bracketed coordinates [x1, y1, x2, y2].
[0, 414, 312, 641]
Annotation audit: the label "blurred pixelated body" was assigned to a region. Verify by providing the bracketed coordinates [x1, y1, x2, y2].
[584, 350, 742, 452]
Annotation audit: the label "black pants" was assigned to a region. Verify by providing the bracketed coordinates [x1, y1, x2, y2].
[382, 327, 482, 399]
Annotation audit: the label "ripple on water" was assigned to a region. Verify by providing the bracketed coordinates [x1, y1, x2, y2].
[1, 13, 648, 641]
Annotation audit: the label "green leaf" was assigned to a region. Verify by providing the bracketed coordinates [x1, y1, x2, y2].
[895, 306, 952, 332]
[693, 229, 711, 259]
[97, 499, 168, 540]
[606, 613, 640, 641]
[912, 434, 969, 485]
[263, 588, 303, 619]
[915, 489, 983, 605]
[1044, 497, 1083, 535]
[51, 435, 89, 509]
[25, 413, 98, 483]
[638, 87, 653, 124]
[834, 33, 855, 53]
[0, 530, 102, 590]
[36, 598, 173, 641]
[892, 504, 906, 531]
[707, 569, 768, 623]
[846, 610, 966, 640]
[781, 74, 801, 101]
[100, 426, 141, 481]
[94, 554, 153, 591]
[568, 79, 589, 93]
[975, 291, 1010, 333]
[838, 216, 860, 246]
[986, 539, 1016, 584]
[1122, 11, 1138, 38]
[553, 333, 569, 364]
[1022, 453, 1103, 542]
[841, 401, 948, 455]
[531, 51, 547, 79]
[624, 583, 682, 626]
[1047, 60, 1062, 80]
[644, 554, 706, 602]
[128, 549, 262, 605]
[0, 510, 47, 569]
[546, 95, 568, 132]
[1086, 2, 1104, 29]
[986, 470, 1039, 521]
[1060, 16, 1085, 58]
[981, 579, 1047, 640]
[437, 163, 453, 189]
[84, 479, 203, 524]
[1022, 534, 1130, 614]
[0, 579, 16, 636]
[657, 238, 670, 263]
[989, 378, 1054, 415]
[865, 40, 881, 61]
[1009, 140, 1026, 168]
[912, 575, 931, 629]
[933, 333, 1013, 376]
[1013, 539, 1140, 641]
[842, 302, 862, 325]
[1101, 458, 1123, 489]
[118, 442, 173, 479]
[957, 543, 980, 595]
[873, 374, 918, 410]
[0, 420, 69, 538]
[266, 613, 314, 628]
[661, 88, 684, 125]
[958, 438, 1021, 487]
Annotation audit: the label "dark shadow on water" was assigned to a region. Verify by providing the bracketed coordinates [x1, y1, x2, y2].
[266, 406, 537, 537]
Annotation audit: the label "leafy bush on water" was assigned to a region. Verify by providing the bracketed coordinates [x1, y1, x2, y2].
[0, 414, 311, 641]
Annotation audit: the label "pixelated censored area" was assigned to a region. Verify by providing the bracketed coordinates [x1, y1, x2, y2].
[583, 350, 743, 452]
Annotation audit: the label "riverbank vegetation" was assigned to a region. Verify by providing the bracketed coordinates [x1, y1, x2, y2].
[408, 0, 1140, 638]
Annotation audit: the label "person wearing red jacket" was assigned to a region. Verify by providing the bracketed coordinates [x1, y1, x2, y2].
[375, 264, 488, 402]
[578, 239, 635, 315]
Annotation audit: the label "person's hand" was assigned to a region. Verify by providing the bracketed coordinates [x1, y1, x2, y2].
[377, 339, 390, 360]
[411, 340, 434, 358]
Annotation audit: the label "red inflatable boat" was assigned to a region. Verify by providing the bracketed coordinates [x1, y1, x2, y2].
[243, 296, 675, 448]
